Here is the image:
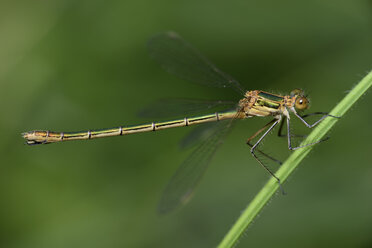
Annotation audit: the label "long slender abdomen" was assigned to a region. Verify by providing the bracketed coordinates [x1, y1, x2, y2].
[22, 110, 239, 145]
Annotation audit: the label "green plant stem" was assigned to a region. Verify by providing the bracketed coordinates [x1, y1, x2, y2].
[218, 71, 372, 248]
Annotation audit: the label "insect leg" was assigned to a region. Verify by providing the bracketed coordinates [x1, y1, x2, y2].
[293, 111, 340, 128]
[247, 119, 282, 165]
[286, 116, 329, 150]
[247, 118, 285, 193]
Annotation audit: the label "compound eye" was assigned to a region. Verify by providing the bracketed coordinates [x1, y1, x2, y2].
[295, 97, 309, 110]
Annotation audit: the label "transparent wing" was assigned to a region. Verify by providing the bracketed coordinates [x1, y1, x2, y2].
[138, 98, 236, 119]
[148, 32, 245, 95]
[158, 119, 235, 214]
[179, 121, 223, 150]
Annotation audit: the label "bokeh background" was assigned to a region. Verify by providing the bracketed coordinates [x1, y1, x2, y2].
[1, 0, 372, 247]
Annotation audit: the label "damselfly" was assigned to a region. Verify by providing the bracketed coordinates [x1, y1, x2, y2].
[23, 32, 338, 213]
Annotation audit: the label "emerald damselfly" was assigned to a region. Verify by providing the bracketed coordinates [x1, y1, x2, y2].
[23, 32, 338, 213]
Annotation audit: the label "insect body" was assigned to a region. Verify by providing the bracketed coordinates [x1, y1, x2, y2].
[23, 32, 338, 213]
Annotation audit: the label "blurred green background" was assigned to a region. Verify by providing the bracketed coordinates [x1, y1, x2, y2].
[1, 0, 372, 247]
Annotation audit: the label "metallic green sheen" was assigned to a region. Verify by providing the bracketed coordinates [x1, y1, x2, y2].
[258, 92, 283, 102]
